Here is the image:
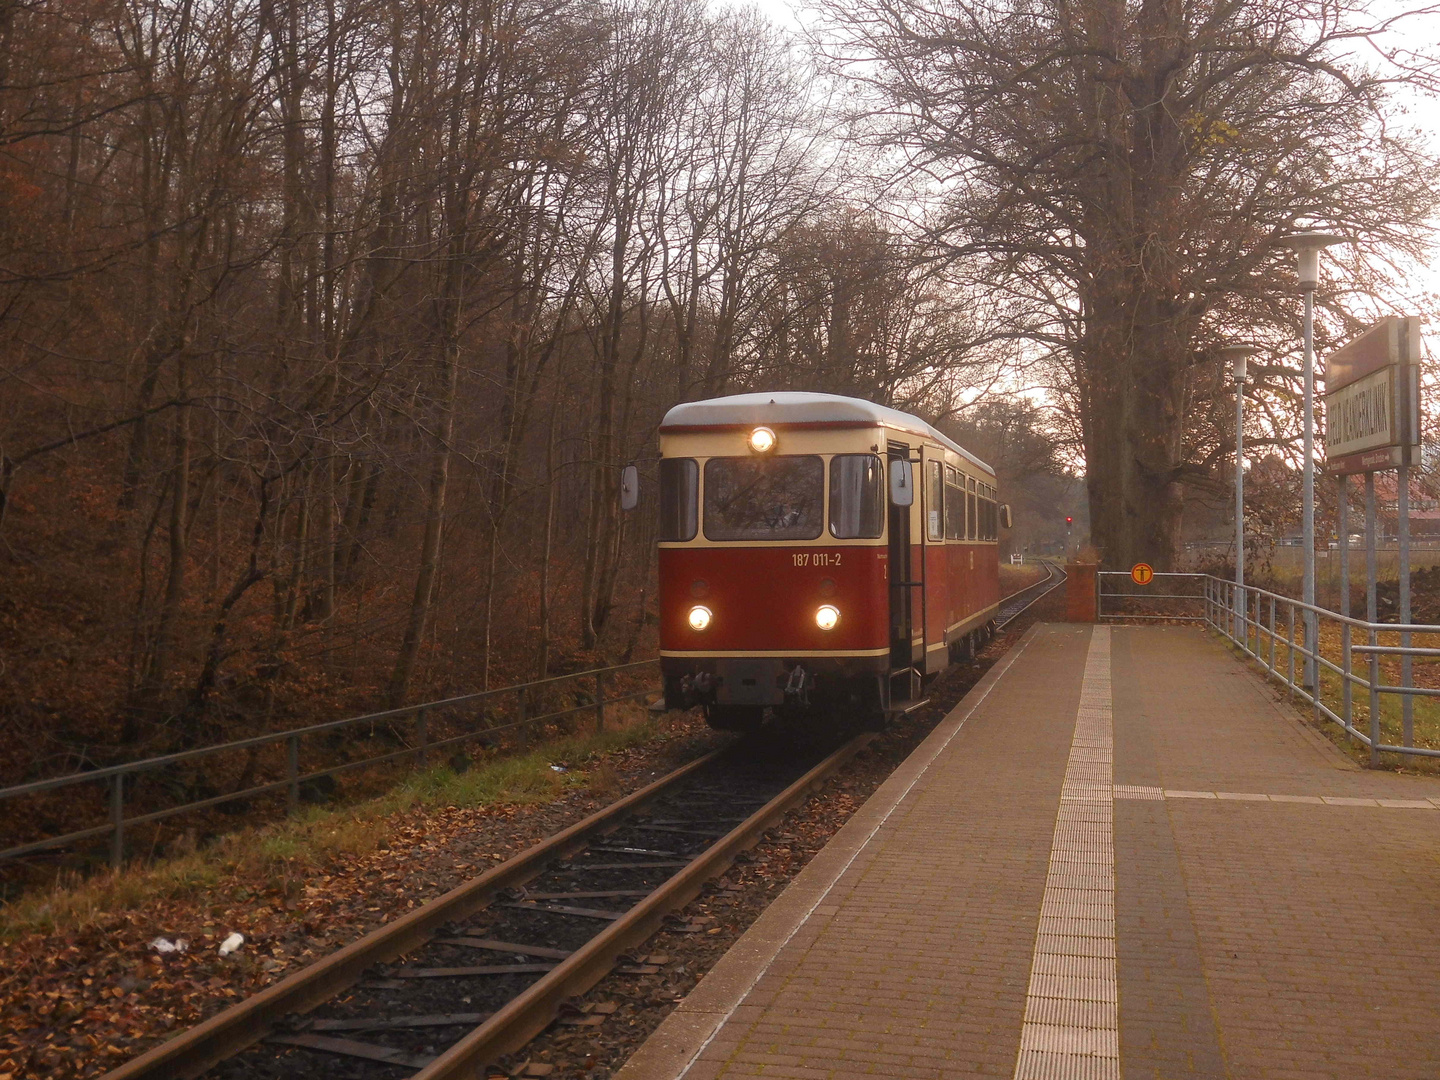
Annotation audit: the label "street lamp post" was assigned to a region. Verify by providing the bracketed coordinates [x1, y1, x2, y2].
[1222, 345, 1257, 644]
[1281, 231, 1344, 690]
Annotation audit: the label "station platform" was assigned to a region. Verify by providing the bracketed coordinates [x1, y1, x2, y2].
[616, 623, 1440, 1080]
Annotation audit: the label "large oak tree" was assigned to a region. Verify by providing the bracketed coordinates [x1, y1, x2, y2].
[821, 0, 1439, 567]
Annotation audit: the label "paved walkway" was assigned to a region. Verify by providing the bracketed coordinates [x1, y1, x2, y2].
[616, 624, 1440, 1080]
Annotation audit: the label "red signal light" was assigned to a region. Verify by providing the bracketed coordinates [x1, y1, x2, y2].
[1065, 516, 1073, 525]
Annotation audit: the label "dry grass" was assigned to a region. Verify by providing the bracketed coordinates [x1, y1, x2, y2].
[1000, 562, 1049, 593]
[1224, 614, 1440, 773]
[0, 701, 672, 941]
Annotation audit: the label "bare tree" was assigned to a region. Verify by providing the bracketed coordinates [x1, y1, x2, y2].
[821, 0, 1440, 567]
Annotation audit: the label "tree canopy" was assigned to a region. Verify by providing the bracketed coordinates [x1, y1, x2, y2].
[820, 0, 1440, 567]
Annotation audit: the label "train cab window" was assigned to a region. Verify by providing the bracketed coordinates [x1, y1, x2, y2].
[658, 458, 698, 542]
[982, 487, 995, 539]
[944, 466, 961, 540]
[926, 461, 944, 541]
[703, 455, 824, 541]
[829, 454, 884, 539]
[966, 477, 978, 541]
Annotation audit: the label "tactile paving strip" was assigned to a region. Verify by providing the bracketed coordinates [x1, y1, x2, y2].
[1014, 626, 1118, 1080]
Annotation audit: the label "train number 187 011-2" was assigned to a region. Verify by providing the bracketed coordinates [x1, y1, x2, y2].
[793, 552, 841, 567]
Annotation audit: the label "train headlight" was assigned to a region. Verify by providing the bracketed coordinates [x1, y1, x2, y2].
[688, 605, 713, 631]
[815, 604, 840, 631]
[748, 426, 777, 454]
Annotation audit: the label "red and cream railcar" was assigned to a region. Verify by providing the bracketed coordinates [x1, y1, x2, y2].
[655, 392, 1006, 729]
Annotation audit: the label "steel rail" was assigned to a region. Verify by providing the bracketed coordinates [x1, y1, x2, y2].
[997, 561, 1067, 628]
[98, 749, 723, 1080]
[412, 732, 873, 1080]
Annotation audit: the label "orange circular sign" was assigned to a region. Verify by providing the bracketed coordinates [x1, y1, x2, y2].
[1131, 562, 1154, 586]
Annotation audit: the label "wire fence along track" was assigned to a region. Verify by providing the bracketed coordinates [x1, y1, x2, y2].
[8, 564, 1064, 870]
[0, 659, 659, 868]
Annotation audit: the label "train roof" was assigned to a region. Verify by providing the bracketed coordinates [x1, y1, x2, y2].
[659, 392, 995, 477]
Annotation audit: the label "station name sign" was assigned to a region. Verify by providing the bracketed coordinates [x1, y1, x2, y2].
[1323, 315, 1423, 475]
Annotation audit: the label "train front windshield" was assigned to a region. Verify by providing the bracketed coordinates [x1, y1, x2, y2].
[702, 456, 824, 541]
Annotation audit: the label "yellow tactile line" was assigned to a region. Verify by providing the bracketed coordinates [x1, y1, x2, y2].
[1014, 625, 1119, 1080]
[1114, 784, 1437, 808]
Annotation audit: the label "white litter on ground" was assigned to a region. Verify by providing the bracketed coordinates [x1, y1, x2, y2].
[218, 932, 245, 956]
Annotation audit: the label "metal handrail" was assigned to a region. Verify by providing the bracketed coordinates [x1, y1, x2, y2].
[1097, 571, 1209, 622]
[1204, 576, 1440, 763]
[1098, 570, 1440, 762]
[0, 658, 659, 866]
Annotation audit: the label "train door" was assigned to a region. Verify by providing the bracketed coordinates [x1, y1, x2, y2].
[886, 441, 921, 705]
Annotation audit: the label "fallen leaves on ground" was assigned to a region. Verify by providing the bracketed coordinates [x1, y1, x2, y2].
[0, 722, 713, 1080]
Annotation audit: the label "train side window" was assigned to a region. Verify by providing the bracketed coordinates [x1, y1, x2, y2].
[943, 466, 960, 540]
[829, 454, 884, 539]
[967, 477, 978, 541]
[703, 455, 824, 541]
[658, 458, 698, 542]
[926, 460, 944, 541]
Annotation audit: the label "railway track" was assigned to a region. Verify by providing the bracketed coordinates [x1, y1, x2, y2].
[997, 560, 1066, 628]
[101, 568, 1063, 1080]
[102, 734, 872, 1080]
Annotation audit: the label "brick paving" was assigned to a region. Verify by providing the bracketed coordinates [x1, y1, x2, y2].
[616, 624, 1440, 1080]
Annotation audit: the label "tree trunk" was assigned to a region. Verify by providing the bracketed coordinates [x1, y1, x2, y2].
[1082, 271, 1189, 570]
[143, 386, 190, 696]
[388, 344, 458, 706]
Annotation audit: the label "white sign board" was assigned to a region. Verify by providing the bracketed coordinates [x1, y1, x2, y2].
[1326, 366, 1396, 459]
[1322, 315, 1424, 475]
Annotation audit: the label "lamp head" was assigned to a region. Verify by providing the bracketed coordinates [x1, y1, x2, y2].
[1220, 344, 1257, 383]
[1279, 231, 1346, 289]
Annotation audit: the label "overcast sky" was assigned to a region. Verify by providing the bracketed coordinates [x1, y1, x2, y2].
[743, 0, 1439, 347]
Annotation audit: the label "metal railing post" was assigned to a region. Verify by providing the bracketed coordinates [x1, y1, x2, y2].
[110, 774, 124, 869]
[595, 671, 606, 732]
[1268, 595, 1276, 675]
[1339, 474, 1351, 740]
[1255, 591, 1262, 658]
[1369, 624, 1381, 767]
[286, 736, 300, 811]
[516, 690, 528, 752]
[1336, 622, 1347, 743]
[416, 708, 428, 769]
[1287, 601, 1297, 699]
[1342, 620, 1353, 740]
[1249, 589, 1257, 655]
[1400, 460, 1413, 747]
